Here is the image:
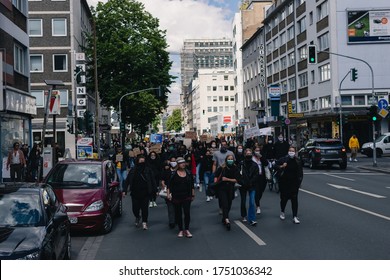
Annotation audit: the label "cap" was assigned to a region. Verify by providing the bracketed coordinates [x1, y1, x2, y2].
[176, 157, 186, 164]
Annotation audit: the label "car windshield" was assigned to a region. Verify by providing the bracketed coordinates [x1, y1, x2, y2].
[0, 194, 43, 227]
[46, 163, 102, 189]
[375, 135, 386, 142]
[317, 141, 342, 148]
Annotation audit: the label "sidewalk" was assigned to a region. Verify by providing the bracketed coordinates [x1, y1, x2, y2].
[359, 163, 390, 174]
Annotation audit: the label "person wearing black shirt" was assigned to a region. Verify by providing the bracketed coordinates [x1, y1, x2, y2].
[167, 157, 195, 238]
[147, 151, 162, 208]
[200, 149, 214, 201]
[161, 157, 177, 229]
[274, 134, 289, 160]
[125, 156, 155, 230]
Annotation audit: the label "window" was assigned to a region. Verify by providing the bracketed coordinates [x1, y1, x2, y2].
[230, 96, 235, 102]
[58, 89, 68, 106]
[273, 38, 279, 50]
[219, 96, 223, 102]
[224, 75, 228, 80]
[309, 12, 313, 25]
[288, 52, 295, 66]
[281, 81, 288, 93]
[273, 61, 280, 73]
[213, 107, 217, 112]
[230, 86, 234, 91]
[320, 96, 331, 108]
[287, 26, 294, 41]
[31, 90, 44, 107]
[319, 63, 331, 82]
[224, 86, 229, 91]
[299, 72, 308, 88]
[12, 0, 26, 13]
[288, 3, 293, 15]
[354, 96, 365, 106]
[311, 99, 318, 110]
[298, 46, 307, 61]
[213, 96, 217, 102]
[289, 77, 296, 91]
[207, 107, 212, 112]
[52, 18, 67, 36]
[281, 9, 286, 21]
[207, 86, 211, 91]
[280, 32, 286, 46]
[14, 44, 26, 74]
[281, 56, 287, 70]
[300, 101, 309, 112]
[311, 70, 315, 83]
[30, 55, 43, 72]
[341, 96, 352, 106]
[212, 86, 217, 91]
[296, 0, 305, 6]
[219, 106, 223, 112]
[53, 54, 67, 71]
[225, 106, 229, 112]
[297, 17, 306, 34]
[28, 19, 42, 36]
[207, 96, 211, 102]
[317, 0, 329, 21]
[267, 65, 273, 76]
[224, 96, 229, 101]
[318, 33, 329, 50]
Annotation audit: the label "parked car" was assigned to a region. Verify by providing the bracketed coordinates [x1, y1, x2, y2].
[0, 183, 71, 260]
[361, 132, 390, 157]
[44, 159, 122, 234]
[298, 138, 347, 169]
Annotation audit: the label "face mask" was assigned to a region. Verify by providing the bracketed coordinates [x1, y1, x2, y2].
[138, 162, 146, 168]
[150, 156, 156, 160]
[255, 151, 261, 157]
[237, 148, 243, 153]
[211, 144, 216, 148]
[227, 159, 234, 165]
[268, 141, 273, 144]
[245, 155, 252, 160]
[278, 137, 283, 142]
[206, 154, 211, 158]
[170, 162, 177, 168]
[288, 151, 295, 158]
[220, 147, 227, 153]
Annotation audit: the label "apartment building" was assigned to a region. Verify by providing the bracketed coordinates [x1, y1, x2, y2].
[1, 0, 36, 181]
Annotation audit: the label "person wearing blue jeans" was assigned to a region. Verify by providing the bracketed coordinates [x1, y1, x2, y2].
[113, 145, 130, 194]
[200, 149, 214, 201]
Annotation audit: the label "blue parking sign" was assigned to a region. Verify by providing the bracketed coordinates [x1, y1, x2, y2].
[378, 99, 388, 110]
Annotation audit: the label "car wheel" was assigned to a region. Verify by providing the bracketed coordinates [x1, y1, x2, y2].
[64, 231, 71, 260]
[116, 198, 123, 217]
[339, 162, 347, 170]
[376, 148, 383, 158]
[309, 158, 316, 169]
[102, 212, 113, 234]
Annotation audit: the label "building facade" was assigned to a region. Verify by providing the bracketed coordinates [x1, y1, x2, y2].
[1, 0, 36, 182]
[263, 0, 390, 148]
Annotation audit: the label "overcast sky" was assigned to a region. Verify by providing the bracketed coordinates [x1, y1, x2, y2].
[87, 0, 241, 105]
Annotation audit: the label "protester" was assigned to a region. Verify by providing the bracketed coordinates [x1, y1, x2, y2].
[200, 149, 214, 201]
[147, 151, 162, 208]
[167, 157, 195, 238]
[274, 134, 289, 160]
[161, 157, 177, 228]
[348, 134, 360, 162]
[252, 146, 270, 214]
[6, 142, 26, 182]
[275, 146, 303, 224]
[113, 145, 130, 194]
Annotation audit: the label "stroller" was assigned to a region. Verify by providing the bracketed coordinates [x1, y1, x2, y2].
[266, 160, 279, 193]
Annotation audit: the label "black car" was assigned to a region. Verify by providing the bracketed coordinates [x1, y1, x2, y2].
[0, 183, 71, 260]
[298, 138, 348, 169]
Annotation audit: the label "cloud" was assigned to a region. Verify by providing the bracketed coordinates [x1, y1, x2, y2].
[87, 0, 237, 105]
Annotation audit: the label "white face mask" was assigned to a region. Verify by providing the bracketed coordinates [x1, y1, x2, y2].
[237, 148, 243, 153]
[151, 156, 156, 160]
[170, 162, 177, 168]
[288, 151, 295, 158]
[211, 144, 216, 148]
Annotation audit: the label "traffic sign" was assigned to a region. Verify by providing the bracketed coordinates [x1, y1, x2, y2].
[378, 99, 388, 110]
[285, 118, 291, 125]
[378, 108, 389, 118]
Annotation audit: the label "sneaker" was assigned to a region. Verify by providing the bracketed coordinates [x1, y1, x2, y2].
[250, 221, 257, 226]
[149, 202, 153, 208]
[153, 201, 157, 207]
[280, 212, 285, 220]
[206, 196, 211, 202]
[199, 184, 202, 192]
[293, 217, 300, 224]
[242, 217, 247, 222]
[135, 217, 140, 227]
[184, 230, 193, 238]
[210, 196, 213, 200]
[354, 159, 358, 162]
[256, 207, 261, 214]
[349, 157, 352, 162]
[177, 231, 184, 238]
[142, 222, 148, 230]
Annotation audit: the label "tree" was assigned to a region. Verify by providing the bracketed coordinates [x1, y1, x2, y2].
[166, 109, 182, 132]
[84, 0, 174, 132]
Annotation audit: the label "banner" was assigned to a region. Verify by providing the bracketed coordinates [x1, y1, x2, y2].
[150, 134, 163, 143]
[244, 127, 261, 140]
[77, 138, 93, 159]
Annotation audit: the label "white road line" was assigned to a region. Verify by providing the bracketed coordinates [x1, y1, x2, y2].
[76, 235, 104, 260]
[234, 220, 266, 246]
[327, 183, 386, 198]
[301, 189, 390, 221]
[324, 173, 356, 181]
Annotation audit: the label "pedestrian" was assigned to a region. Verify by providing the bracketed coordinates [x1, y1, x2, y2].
[252, 146, 270, 215]
[234, 144, 245, 166]
[167, 157, 195, 238]
[348, 134, 360, 162]
[147, 151, 162, 208]
[200, 149, 214, 201]
[161, 157, 177, 229]
[27, 143, 41, 182]
[239, 148, 260, 226]
[262, 136, 275, 160]
[274, 133, 289, 160]
[275, 146, 303, 224]
[214, 154, 240, 230]
[113, 145, 130, 195]
[125, 155, 155, 230]
[6, 142, 26, 182]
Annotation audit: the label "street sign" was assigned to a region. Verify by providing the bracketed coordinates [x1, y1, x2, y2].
[285, 118, 291, 125]
[378, 99, 389, 110]
[288, 113, 304, 118]
[378, 108, 389, 118]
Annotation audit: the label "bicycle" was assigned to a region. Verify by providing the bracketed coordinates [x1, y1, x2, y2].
[266, 161, 279, 193]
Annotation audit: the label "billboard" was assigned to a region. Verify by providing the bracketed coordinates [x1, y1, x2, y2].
[347, 10, 390, 44]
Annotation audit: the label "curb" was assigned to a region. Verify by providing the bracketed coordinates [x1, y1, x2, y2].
[359, 166, 390, 174]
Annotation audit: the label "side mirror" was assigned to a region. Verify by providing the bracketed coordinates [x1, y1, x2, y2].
[53, 212, 67, 225]
[110, 181, 120, 189]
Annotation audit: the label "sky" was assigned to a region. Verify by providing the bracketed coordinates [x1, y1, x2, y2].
[87, 0, 242, 105]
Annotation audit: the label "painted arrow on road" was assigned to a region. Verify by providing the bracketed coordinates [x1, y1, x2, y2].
[327, 184, 386, 198]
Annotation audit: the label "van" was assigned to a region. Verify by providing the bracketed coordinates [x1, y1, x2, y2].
[361, 132, 390, 157]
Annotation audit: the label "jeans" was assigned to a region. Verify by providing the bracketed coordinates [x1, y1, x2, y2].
[203, 171, 214, 197]
[195, 163, 201, 185]
[247, 190, 256, 223]
[116, 168, 127, 192]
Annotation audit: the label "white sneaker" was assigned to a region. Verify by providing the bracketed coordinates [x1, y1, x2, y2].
[199, 184, 202, 192]
[354, 159, 358, 162]
[349, 158, 352, 162]
[153, 201, 157, 207]
[210, 196, 213, 200]
[206, 196, 211, 202]
[293, 217, 300, 224]
[149, 202, 153, 208]
[280, 212, 285, 220]
[256, 207, 261, 214]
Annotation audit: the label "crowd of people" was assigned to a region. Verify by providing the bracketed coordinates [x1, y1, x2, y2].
[119, 134, 304, 238]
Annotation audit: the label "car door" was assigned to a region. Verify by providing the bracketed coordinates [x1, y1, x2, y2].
[300, 140, 313, 163]
[105, 162, 119, 212]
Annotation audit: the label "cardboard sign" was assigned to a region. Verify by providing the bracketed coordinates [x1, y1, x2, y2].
[149, 144, 162, 154]
[200, 134, 208, 142]
[185, 131, 197, 140]
[133, 148, 141, 157]
[183, 138, 192, 148]
[129, 151, 135, 158]
[128, 132, 136, 139]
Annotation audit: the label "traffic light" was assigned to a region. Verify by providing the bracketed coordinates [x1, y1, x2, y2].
[308, 45, 317, 64]
[369, 105, 378, 121]
[221, 126, 225, 132]
[84, 111, 94, 134]
[66, 117, 74, 134]
[336, 115, 340, 125]
[351, 68, 358, 82]
[120, 122, 125, 132]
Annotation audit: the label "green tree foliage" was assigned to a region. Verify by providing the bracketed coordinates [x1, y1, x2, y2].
[166, 109, 182, 132]
[85, 0, 174, 134]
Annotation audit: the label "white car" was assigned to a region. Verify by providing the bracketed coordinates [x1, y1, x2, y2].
[361, 133, 390, 157]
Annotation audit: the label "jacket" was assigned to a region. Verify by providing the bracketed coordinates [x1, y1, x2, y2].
[275, 156, 303, 193]
[348, 137, 360, 149]
[125, 166, 155, 197]
[239, 160, 259, 191]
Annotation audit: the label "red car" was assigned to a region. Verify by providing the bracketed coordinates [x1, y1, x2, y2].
[45, 159, 122, 234]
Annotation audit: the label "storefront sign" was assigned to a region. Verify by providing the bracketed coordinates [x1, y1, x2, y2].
[77, 138, 93, 159]
[268, 85, 281, 101]
[5, 90, 37, 115]
[259, 44, 266, 88]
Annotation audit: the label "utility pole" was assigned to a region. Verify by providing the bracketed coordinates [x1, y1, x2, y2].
[93, 19, 100, 158]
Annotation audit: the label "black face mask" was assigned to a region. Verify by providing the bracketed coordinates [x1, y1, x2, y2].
[137, 162, 146, 170]
[245, 155, 252, 161]
[220, 147, 227, 153]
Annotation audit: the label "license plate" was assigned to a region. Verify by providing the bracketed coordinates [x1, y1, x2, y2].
[326, 150, 337, 154]
[69, 217, 78, 224]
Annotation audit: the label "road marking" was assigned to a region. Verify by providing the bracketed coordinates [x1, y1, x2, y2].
[327, 183, 386, 198]
[234, 220, 266, 246]
[324, 173, 356, 181]
[301, 189, 390, 221]
[76, 235, 104, 260]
